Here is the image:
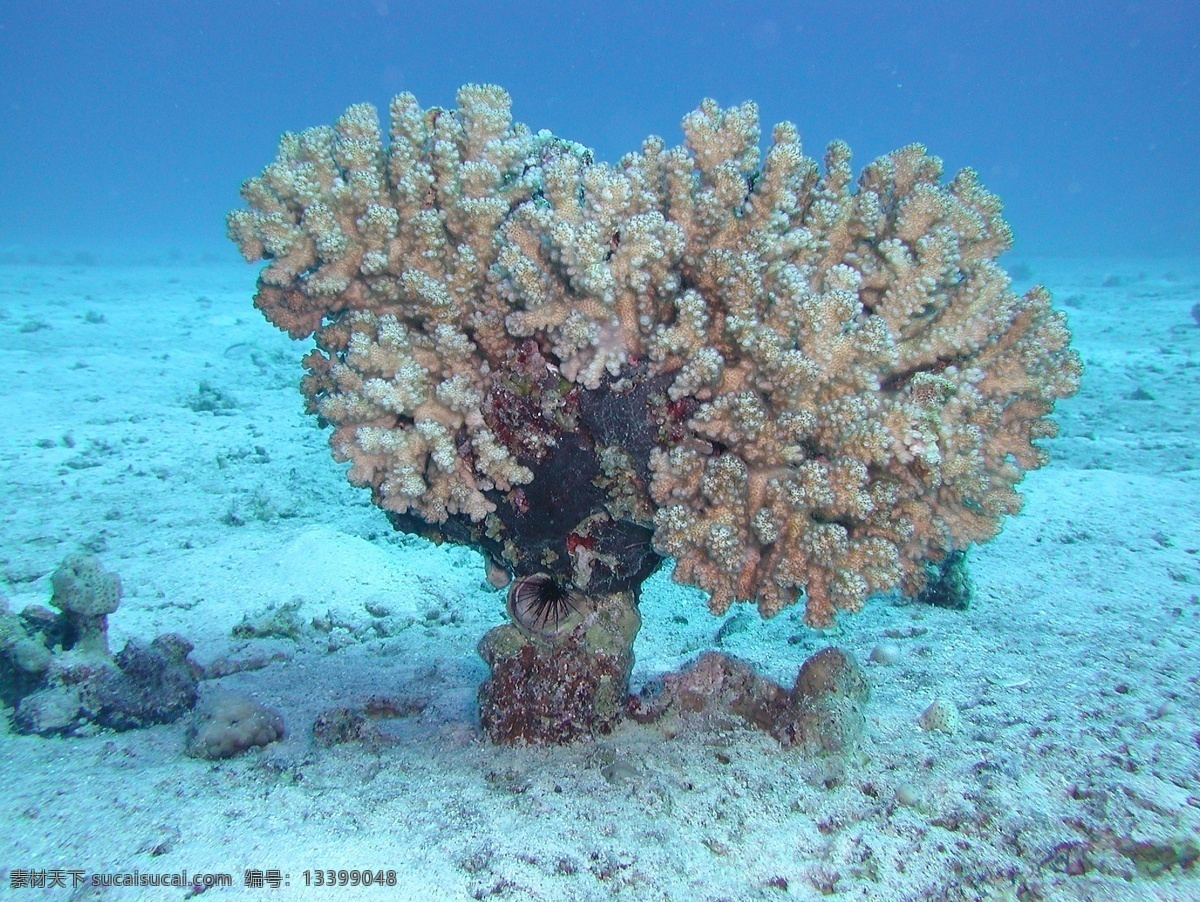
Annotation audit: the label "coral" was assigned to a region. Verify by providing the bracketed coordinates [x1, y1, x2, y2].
[185, 690, 285, 759]
[628, 647, 870, 754]
[2, 557, 201, 735]
[50, 553, 121, 654]
[230, 85, 1080, 742]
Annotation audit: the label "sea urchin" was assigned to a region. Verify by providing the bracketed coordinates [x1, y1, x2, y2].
[506, 573, 584, 641]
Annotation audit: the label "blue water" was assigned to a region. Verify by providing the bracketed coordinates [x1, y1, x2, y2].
[3, 4, 1200, 896]
[1, 0, 1196, 262]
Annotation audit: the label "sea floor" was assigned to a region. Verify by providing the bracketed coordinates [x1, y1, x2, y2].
[0, 258, 1198, 900]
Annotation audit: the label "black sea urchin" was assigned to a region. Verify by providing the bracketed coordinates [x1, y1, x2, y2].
[507, 573, 582, 640]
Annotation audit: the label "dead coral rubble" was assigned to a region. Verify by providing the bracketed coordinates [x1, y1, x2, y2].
[1, 555, 201, 736]
[629, 648, 870, 754]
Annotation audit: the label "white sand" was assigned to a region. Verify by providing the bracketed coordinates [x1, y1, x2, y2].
[1, 259, 1197, 900]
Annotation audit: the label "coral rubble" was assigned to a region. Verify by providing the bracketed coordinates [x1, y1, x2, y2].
[1, 555, 201, 736]
[629, 647, 871, 754]
[230, 85, 1080, 743]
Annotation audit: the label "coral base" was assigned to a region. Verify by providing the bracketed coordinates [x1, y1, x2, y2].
[477, 590, 639, 744]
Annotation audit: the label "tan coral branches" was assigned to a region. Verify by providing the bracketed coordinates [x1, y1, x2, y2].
[229, 85, 1080, 628]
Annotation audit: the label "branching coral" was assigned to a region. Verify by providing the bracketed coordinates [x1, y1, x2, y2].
[229, 85, 1079, 742]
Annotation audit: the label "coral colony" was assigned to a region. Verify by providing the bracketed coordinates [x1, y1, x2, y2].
[228, 85, 1081, 744]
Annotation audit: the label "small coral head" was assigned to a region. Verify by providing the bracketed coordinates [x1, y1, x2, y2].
[507, 573, 583, 641]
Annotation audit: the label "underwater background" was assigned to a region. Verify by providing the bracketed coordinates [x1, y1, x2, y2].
[1, 2, 1198, 900]
[2, 0, 1197, 262]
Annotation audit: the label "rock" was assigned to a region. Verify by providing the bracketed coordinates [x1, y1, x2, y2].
[231, 600, 305, 640]
[780, 647, 870, 753]
[13, 686, 85, 734]
[311, 706, 383, 748]
[89, 634, 202, 730]
[869, 642, 901, 665]
[628, 647, 870, 755]
[1, 606, 55, 707]
[186, 691, 285, 759]
[49, 553, 121, 654]
[478, 590, 639, 744]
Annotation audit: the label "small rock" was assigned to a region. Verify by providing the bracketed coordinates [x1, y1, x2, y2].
[138, 826, 181, 857]
[231, 600, 304, 640]
[311, 706, 383, 748]
[185, 691, 285, 759]
[869, 642, 901, 665]
[14, 686, 85, 734]
[600, 760, 641, 786]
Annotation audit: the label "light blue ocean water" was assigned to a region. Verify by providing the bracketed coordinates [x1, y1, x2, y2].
[1, 0, 1197, 262]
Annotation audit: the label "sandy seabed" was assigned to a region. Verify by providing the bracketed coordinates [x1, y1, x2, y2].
[0, 258, 1197, 901]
